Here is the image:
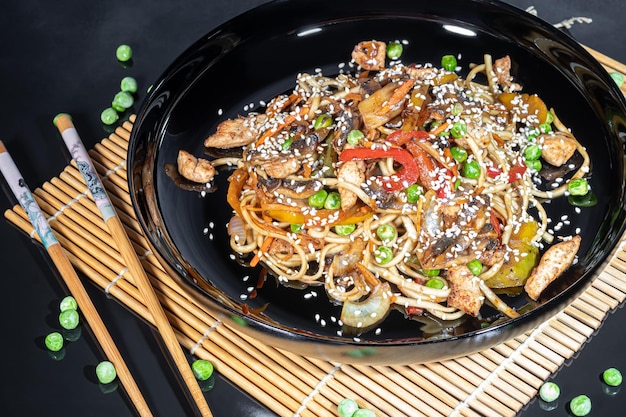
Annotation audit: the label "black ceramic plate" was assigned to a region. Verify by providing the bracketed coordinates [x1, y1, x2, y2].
[129, 0, 626, 364]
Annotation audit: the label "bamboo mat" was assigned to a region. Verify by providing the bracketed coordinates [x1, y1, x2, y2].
[5, 48, 626, 417]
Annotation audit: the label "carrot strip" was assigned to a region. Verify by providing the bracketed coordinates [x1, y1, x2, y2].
[429, 122, 449, 136]
[250, 236, 274, 267]
[255, 106, 309, 147]
[376, 79, 415, 116]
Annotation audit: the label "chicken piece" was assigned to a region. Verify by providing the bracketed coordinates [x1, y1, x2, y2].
[446, 265, 484, 317]
[204, 114, 268, 149]
[351, 40, 386, 71]
[493, 56, 513, 87]
[493, 56, 522, 91]
[337, 160, 365, 210]
[403, 66, 438, 81]
[268, 238, 294, 257]
[176, 150, 215, 183]
[248, 154, 301, 179]
[539, 131, 578, 167]
[524, 235, 581, 300]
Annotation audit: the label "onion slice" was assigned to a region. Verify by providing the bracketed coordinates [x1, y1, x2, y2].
[340, 282, 392, 329]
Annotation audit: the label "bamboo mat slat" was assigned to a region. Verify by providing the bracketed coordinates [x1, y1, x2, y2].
[5, 50, 626, 417]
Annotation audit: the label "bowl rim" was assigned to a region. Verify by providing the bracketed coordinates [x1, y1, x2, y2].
[127, 0, 626, 362]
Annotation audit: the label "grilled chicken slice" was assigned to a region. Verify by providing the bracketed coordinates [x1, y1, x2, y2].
[351, 40, 386, 71]
[204, 114, 268, 149]
[446, 265, 484, 317]
[539, 131, 578, 167]
[177, 150, 215, 183]
[337, 160, 365, 210]
[524, 235, 581, 300]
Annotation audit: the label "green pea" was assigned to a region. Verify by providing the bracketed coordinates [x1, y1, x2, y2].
[450, 146, 468, 163]
[95, 360, 117, 384]
[376, 224, 397, 242]
[290, 224, 302, 234]
[451, 102, 463, 116]
[425, 278, 444, 289]
[113, 91, 134, 110]
[100, 108, 119, 125]
[406, 184, 423, 203]
[568, 178, 589, 196]
[523, 144, 541, 161]
[352, 409, 376, 417]
[524, 159, 542, 172]
[441, 54, 458, 71]
[569, 394, 591, 416]
[610, 71, 624, 87]
[324, 192, 341, 210]
[314, 113, 333, 130]
[539, 123, 552, 133]
[120, 76, 138, 94]
[423, 269, 440, 277]
[334, 224, 356, 236]
[347, 129, 364, 145]
[462, 160, 481, 179]
[115, 44, 132, 62]
[450, 121, 467, 139]
[374, 246, 394, 264]
[386, 42, 403, 60]
[59, 309, 80, 330]
[111, 103, 126, 112]
[337, 398, 359, 417]
[603, 367, 623, 386]
[526, 127, 540, 141]
[59, 295, 78, 312]
[467, 259, 483, 276]
[539, 381, 560, 402]
[191, 359, 214, 381]
[281, 136, 293, 151]
[308, 189, 328, 208]
[45, 332, 64, 352]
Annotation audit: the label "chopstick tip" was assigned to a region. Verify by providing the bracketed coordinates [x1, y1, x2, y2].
[53, 113, 74, 132]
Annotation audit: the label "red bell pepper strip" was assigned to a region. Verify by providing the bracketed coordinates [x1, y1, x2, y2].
[486, 162, 526, 183]
[339, 147, 420, 191]
[507, 162, 527, 183]
[490, 209, 502, 238]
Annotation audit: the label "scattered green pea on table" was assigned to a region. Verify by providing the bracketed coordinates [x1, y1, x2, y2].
[95, 360, 117, 384]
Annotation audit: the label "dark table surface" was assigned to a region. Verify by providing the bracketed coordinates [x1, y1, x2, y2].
[2, 1, 625, 416]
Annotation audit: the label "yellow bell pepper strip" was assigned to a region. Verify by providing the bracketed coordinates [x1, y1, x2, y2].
[264, 202, 373, 227]
[339, 147, 420, 192]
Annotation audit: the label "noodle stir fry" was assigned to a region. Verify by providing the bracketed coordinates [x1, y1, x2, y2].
[177, 40, 591, 330]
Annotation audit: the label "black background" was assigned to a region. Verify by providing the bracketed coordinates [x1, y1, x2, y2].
[1, 1, 625, 416]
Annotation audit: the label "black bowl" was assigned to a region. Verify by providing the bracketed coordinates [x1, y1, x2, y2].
[128, 0, 626, 364]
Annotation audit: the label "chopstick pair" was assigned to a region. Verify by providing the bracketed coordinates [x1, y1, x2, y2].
[0, 141, 153, 417]
[53, 114, 213, 417]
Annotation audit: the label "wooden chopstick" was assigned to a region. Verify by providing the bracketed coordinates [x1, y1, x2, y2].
[0, 140, 153, 417]
[54, 114, 213, 417]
